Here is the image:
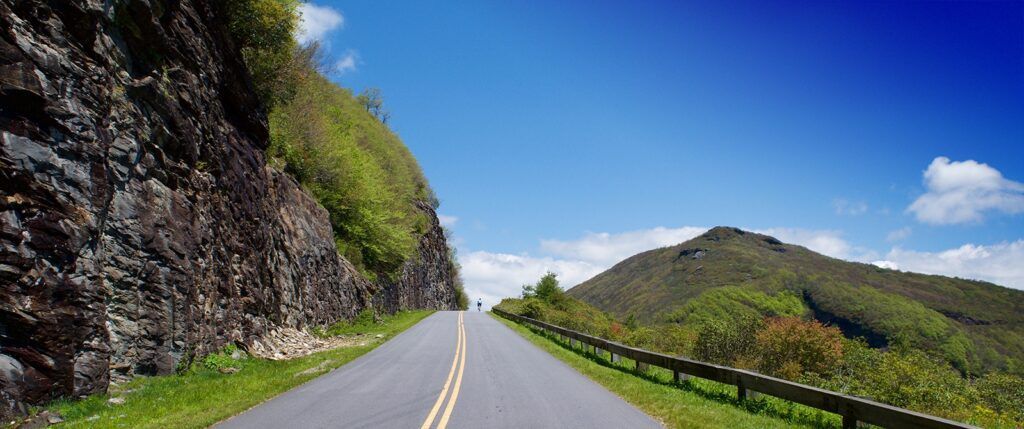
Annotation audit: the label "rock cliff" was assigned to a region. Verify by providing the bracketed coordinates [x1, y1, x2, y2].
[0, 0, 456, 418]
[374, 202, 460, 314]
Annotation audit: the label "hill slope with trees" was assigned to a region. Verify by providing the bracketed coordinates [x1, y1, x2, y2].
[568, 227, 1024, 376]
[498, 270, 1024, 427]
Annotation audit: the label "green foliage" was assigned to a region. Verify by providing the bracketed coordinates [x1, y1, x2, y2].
[495, 294, 620, 340]
[665, 287, 807, 326]
[267, 53, 433, 275]
[533, 272, 564, 303]
[694, 316, 762, 367]
[447, 243, 469, 310]
[497, 291, 1024, 427]
[849, 349, 972, 416]
[520, 284, 535, 298]
[754, 317, 844, 379]
[975, 372, 1024, 422]
[805, 279, 974, 373]
[200, 344, 243, 372]
[323, 308, 384, 336]
[224, 0, 301, 108]
[224, 1, 435, 276]
[454, 285, 469, 311]
[520, 272, 566, 306]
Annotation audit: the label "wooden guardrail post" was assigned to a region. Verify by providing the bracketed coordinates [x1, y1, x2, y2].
[736, 380, 757, 401]
[673, 370, 688, 384]
[842, 415, 857, 429]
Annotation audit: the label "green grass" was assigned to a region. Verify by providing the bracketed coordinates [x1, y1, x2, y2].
[44, 310, 434, 429]
[490, 312, 839, 429]
[320, 308, 419, 336]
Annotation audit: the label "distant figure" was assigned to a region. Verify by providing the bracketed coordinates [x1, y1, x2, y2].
[477, 298, 482, 312]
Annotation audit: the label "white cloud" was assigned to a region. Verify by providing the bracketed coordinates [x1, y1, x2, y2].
[886, 227, 912, 242]
[461, 226, 707, 309]
[752, 228, 877, 261]
[462, 225, 874, 308]
[334, 50, 358, 74]
[875, 240, 1024, 289]
[459, 251, 605, 310]
[907, 157, 1024, 225]
[871, 260, 900, 270]
[833, 198, 868, 216]
[437, 214, 458, 227]
[540, 226, 708, 266]
[296, 3, 344, 45]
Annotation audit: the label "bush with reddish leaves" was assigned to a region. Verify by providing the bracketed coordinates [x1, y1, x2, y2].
[754, 317, 844, 379]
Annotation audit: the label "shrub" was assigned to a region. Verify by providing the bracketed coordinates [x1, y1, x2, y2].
[857, 349, 974, 416]
[624, 327, 659, 350]
[975, 372, 1024, 421]
[324, 308, 386, 336]
[754, 317, 844, 379]
[693, 316, 762, 367]
[522, 299, 546, 320]
[201, 344, 243, 372]
[454, 283, 469, 311]
[664, 287, 806, 326]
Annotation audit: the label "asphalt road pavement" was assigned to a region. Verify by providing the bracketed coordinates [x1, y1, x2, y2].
[216, 311, 660, 428]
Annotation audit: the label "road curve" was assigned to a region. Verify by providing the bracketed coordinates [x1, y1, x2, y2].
[216, 311, 661, 428]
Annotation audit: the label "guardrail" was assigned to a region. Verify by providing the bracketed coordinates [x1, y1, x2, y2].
[492, 308, 975, 429]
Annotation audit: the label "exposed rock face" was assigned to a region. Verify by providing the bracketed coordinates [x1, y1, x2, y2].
[0, 0, 455, 418]
[374, 202, 460, 314]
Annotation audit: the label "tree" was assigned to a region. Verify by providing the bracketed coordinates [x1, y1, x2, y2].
[356, 88, 390, 123]
[533, 272, 563, 303]
[521, 284, 535, 298]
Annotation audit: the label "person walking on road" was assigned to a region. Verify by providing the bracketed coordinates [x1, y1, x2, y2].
[477, 299, 482, 312]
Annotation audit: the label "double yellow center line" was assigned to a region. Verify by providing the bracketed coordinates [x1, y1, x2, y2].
[420, 312, 467, 429]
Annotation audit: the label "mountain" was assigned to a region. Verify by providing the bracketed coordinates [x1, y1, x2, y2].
[568, 227, 1024, 374]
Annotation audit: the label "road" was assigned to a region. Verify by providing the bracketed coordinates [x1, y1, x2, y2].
[216, 311, 661, 428]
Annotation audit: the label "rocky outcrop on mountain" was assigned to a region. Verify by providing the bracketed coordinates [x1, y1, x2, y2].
[374, 202, 460, 314]
[0, 0, 455, 418]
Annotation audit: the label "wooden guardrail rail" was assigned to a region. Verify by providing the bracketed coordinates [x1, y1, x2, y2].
[492, 308, 976, 429]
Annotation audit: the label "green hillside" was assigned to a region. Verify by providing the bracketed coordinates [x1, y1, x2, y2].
[225, 0, 441, 277]
[267, 66, 434, 276]
[568, 226, 1024, 375]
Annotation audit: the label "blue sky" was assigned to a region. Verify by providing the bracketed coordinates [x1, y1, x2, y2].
[297, 1, 1024, 304]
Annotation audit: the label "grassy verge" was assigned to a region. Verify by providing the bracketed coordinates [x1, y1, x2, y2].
[44, 310, 434, 429]
[490, 312, 840, 429]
